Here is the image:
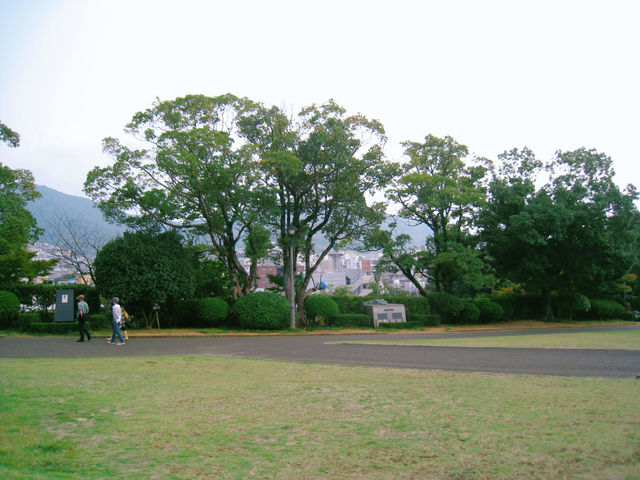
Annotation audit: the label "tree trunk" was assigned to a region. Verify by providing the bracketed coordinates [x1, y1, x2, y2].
[542, 287, 554, 321]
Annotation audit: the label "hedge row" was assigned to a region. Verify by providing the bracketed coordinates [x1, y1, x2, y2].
[329, 293, 630, 324]
[4, 283, 102, 323]
[7, 284, 632, 333]
[326, 313, 371, 328]
[15, 312, 114, 333]
[0, 290, 20, 328]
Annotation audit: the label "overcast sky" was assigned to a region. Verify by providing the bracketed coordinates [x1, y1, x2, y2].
[1, 0, 638, 200]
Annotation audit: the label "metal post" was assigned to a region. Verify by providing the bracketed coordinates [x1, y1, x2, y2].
[288, 226, 297, 329]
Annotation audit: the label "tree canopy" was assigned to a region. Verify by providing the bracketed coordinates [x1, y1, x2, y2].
[479, 147, 640, 319]
[82, 93, 640, 324]
[256, 100, 396, 324]
[371, 134, 491, 296]
[86, 95, 396, 325]
[85, 94, 270, 298]
[0, 121, 20, 148]
[0, 160, 56, 287]
[93, 230, 195, 321]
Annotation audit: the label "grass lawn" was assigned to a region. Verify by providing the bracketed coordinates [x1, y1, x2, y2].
[335, 329, 640, 350]
[1, 354, 639, 479]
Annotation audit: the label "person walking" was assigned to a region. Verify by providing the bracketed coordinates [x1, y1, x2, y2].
[120, 307, 130, 341]
[76, 294, 91, 342]
[108, 297, 125, 346]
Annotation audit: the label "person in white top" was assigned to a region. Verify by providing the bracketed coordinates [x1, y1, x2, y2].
[108, 297, 125, 345]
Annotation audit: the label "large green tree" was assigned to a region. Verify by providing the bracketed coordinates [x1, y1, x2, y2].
[479, 147, 639, 319]
[93, 230, 195, 324]
[85, 94, 272, 298]
[0, 121, 20, 148]
[255, 100, 396, 325]
[372, 134, 490, 295]
[0, 137, 56, 286]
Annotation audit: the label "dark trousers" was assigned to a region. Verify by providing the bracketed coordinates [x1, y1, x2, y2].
[78, 316, 91, 340]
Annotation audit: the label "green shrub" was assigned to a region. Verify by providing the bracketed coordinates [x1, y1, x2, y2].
[197, 297, 229, 327]
[424, 313, 442, 326]
[454, 301, 480, 324]
[409, 313, 441, 327]
[490, 292, 545, 320]
[553, 292, 591, 320]
[0, 290, 20, 328]
[474, 297, 504, 323]
[14, 283, 56, 310]
[622, 311, 636, 321]
[11, 284, 100, 322]
[330, 295, 365, 314]
[87, 313, 112, 330]
[166, 299, 199, 328]
[305, 295, 339, 325]
[588, 299, 625, 319]
[28, 322, 77, 334]
[234, 292, 290, 330]
[382, 296, 430, 316]
[326, 313, 372, 328]
[378, 321, 424, 329]
[16, 316, 29, 331]
[16, 312, 38, 331]
[427, 292, 464, 323]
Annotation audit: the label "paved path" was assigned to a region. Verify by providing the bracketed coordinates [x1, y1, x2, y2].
[1, 325, 639, 378]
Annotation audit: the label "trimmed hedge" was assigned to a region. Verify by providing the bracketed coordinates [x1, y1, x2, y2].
[86, 313, 112, 330]
[462, 301, 481, 323]
[234, 292, 290, 330]
[377, 321, 424, 329]
[305, 295, 339, 324]
[427, 292, 464, 323]
[409, 313, 441, 327]
[329, 295, 431, 318]
[197, 297, 229, 327]
[15, 311, 113, 333]
[474, 297, 504, 323]
[330, 296, 365, 314]
[382, 296, 430, 316]
[327, 313, 372, 328]
[27, 322, 78, 334]
[491, 293, 544, 321]
[587, 299, 625, 319]
[11, 284, 101, 322]
[0, 290, 20, 328]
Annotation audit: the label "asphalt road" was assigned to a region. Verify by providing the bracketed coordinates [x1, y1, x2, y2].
[1, 325, 639, 378]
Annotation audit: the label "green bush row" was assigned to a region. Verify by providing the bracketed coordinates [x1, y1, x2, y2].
[25, 322, 78, 334]
[330, 295, 431, 316]
[329, 293, 503, 325]
[14, 312, 114, 333]
[6, 286, 632, 334]
[305, 296, 339, 324]
[409, 313, 442, 327]
[234, 292, 289, 330]
[326, 313, 372, 328]
[331, 292, 629, 324]
[0, 290, 20, 328]
[585, 299, 626, 319]
[377, 321, 425, 329]
[4, 284, 102, 322]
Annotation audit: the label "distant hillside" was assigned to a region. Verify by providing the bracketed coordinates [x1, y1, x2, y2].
[382, 216, 431, 246]
[28, 185, 125, 247]
[26, 185, 430, 249]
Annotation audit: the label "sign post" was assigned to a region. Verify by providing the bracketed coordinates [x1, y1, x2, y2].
[54, 289, 75, 323]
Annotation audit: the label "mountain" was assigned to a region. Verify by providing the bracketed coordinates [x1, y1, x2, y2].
[382, 216, 431, 246]
[26, 185, 431, 250]
[28, 185, 125, 247]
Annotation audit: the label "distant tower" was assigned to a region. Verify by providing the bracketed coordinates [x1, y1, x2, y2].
[328, 251, 343, 272]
